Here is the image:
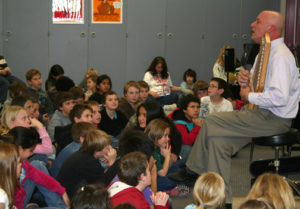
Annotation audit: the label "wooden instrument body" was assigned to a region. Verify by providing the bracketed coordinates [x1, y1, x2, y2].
[248, 33, 271, 109]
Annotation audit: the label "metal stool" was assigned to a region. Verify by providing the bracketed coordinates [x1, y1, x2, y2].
[249, 128, 300, 173]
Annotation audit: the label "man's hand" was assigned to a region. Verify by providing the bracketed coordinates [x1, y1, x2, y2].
[240, 86, 250, 102]
[238, 69, 250, 86]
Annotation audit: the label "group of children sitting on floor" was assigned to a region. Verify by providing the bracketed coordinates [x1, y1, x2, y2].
[3, 55, 292, 209]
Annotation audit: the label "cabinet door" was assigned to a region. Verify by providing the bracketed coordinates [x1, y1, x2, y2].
[165, 0, 205, 85]
[125, 0, 166, 84]
[3, 0, 49, 82]
[88, 1, 127, 95]
[200, 0, 241, 81]
[49, 1, 88, 85]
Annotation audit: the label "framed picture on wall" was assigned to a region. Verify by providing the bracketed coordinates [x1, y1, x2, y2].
[52, 0, 84, 24]
[92, 0, 122, 24]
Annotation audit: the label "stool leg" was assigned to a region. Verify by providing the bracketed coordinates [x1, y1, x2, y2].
[287, 145, 292, 157]
[274, 146, 280, 173]
[250, 142, 254, 162]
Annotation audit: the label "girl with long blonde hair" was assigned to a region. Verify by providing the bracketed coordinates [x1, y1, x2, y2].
[247, 173, 295, 209]
[0, 141, 21, 209]
[185, 172, 225, 209]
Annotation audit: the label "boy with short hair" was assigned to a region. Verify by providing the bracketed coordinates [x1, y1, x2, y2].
[118, 81, 140, 119]
[26, 68, 54, 120]
[199, 77, 233, 117]
[48, 91, 75, 141]
[55, 104, 93, 155]
[168, 94, 203, 167]
[107, 152, 169, 209]
[85, 100, 101, 126]
[98, 91, 128, 148]
[50, 122, 97, 178]
[192, 80, 209, 99]
[138, 80, 150, 102]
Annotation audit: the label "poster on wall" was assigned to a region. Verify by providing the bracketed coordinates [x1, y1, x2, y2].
[92, 0, 122, 24]
[53, 0, 84, 24]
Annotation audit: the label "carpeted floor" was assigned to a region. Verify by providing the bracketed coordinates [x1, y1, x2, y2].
[171, 143, 300, 209]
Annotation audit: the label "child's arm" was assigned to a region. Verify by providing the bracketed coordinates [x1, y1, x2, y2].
[150, 163, 157, 193]
[31, 118, 53, 154]
[180, 82, 193, 95]
[157, 145, 171, 177]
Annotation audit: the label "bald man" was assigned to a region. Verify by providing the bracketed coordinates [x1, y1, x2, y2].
[169, 11, 299, 209]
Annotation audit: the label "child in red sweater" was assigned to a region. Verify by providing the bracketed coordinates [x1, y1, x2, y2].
[168, 95, 203, 167]
[107, 152, 169, 209]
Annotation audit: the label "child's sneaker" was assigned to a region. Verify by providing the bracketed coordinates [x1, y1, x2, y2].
[176, 184, 191, 197]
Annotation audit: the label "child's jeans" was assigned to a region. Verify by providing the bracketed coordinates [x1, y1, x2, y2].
[157, 163, 179, 191]
[23, 160, 66, 209]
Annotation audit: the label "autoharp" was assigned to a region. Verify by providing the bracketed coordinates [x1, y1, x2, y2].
[248, 33, 271, 109]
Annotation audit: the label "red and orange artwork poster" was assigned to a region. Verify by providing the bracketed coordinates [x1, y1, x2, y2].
[92, 0, 122, 24]
[53, 0, 84, 24]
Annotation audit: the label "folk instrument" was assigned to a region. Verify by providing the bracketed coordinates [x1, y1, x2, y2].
[248, 32, 271, 109]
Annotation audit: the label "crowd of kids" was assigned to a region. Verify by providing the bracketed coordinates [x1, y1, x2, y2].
[0, 54, 294, 209]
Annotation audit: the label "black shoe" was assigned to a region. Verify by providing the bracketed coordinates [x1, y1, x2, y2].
[225, 203, 232, 209]
[167, 167, 198, 183]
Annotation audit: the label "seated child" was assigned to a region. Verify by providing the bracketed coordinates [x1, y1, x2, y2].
[45, 64, 64, 93]
[110, 129, 156, 206]
[84, 74, 98, 101]
[69, 86, 85, 104]
[78, 68, 98, 91]
[118, 81, 140, 119]
[144, 119, 178, 191]
[185, 172, 225, 209]
[54, 104, 93, 155]
[85, 100, 101, 126]
[192, 80, 208, 99]
[2, 81, 28, 113]
[137, 80, 150, 102]
[26, 68, 54, 119]
[180, 69, 197, 96]
[89, 74, 112, 106]
[48, 91, 74, 141]
[1, 106, 53, 161]
[200, 77, 233, 117]
[71, 184, 112, 209]
[4, 127, 70, 209]
[143, 56, 179, 106]
[246, 173, 295, 209]
[50, 122, 96, 178]
[168, 95, 202, 167]
[57, 129, 117, 199]
[98, 91, 128, 148]
[107, 152, 169, 209]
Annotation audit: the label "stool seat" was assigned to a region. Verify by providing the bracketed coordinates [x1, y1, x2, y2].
[253, 128, 300, 147]
[250, 128, 300, 173]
